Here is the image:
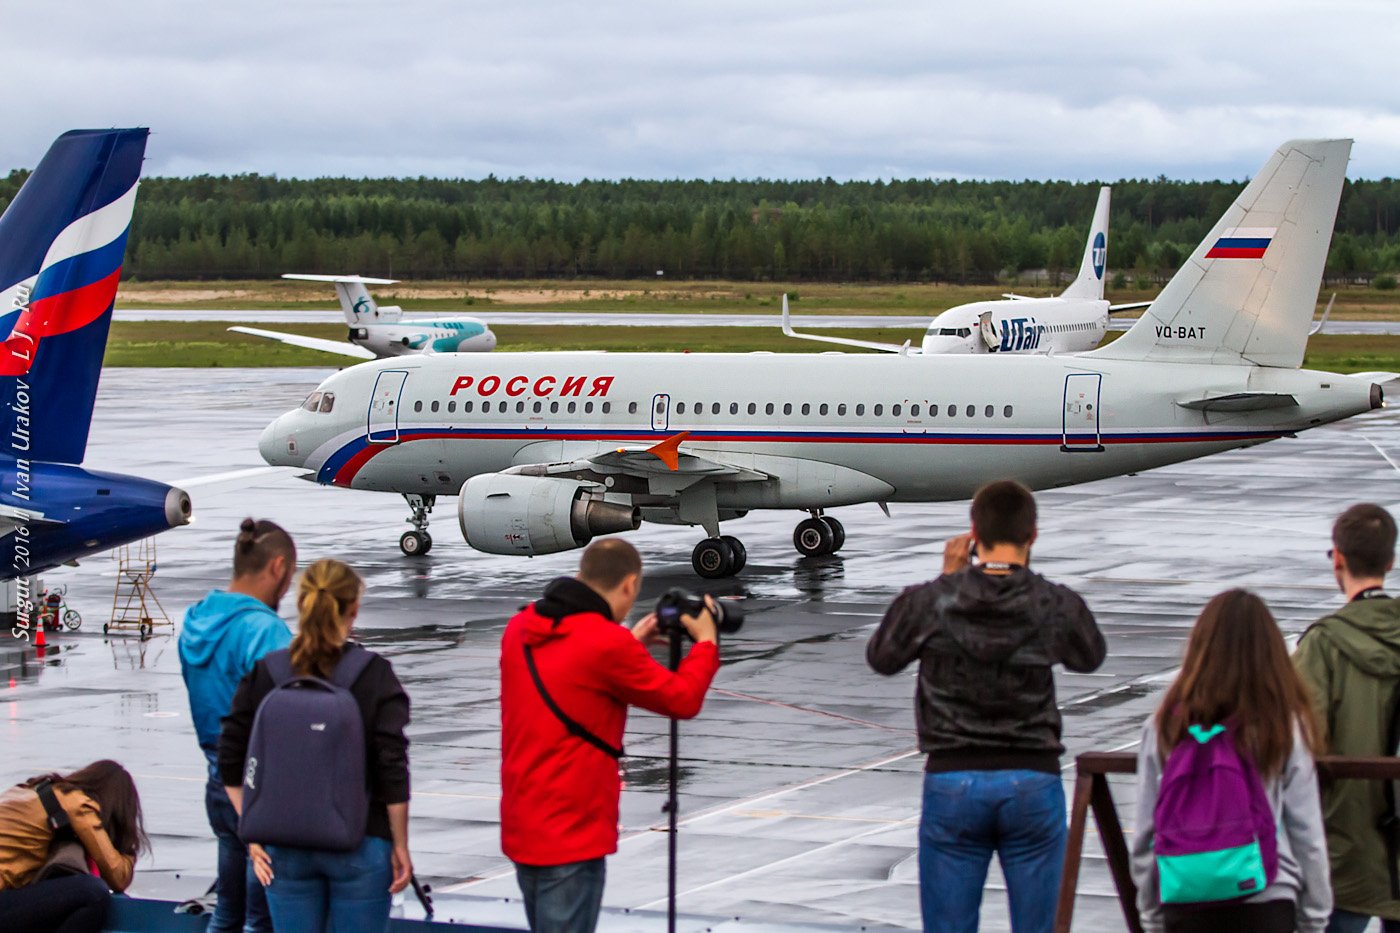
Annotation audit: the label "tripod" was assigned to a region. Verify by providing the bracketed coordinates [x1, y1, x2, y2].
[665, 627, 683, 933]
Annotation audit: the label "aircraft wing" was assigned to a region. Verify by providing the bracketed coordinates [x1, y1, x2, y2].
[513, 433, 769, 483]
[227, 326, 377, 360]
[780, 295, 914, 355]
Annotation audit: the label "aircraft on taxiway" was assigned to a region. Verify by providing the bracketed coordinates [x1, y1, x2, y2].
[260, 139, 1381, 577]
[0, 129, 192, 587]
[229, 273, 497, 360]
[783, 186, 1151, 357]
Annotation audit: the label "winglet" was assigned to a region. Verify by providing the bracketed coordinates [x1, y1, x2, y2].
[781, 294, 795, 336]
[646, 431, 691, 471]
[1309, 293, 1336, 337]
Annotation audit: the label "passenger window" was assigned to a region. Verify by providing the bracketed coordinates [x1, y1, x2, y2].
[873, 404, 883, 416]
[482, 401, 491, 413]
[567, 402, 577, 414]
[910, 404, 920, 417]
[892, 404, 902, 416]
[655, 399, 665, 414]
[447, 400, 455, 413]
[947, 404, 957, 417]
[320, 393, 335, 413]
[712, 403, 721, 415]
[837, 403, 847, 416]
[765, 403, 774, 415]
[602, 402, 611, 414]
[676, 402, 686, 414]
[783, 403, 792, 415]
[855, 403, 864, 416]
[413, 400, 423, 413]
[628, 402, 638, 414]
[431, 400, 440, 413]
[303, 392, 322, 412]
[534, 401, 543, 413]
[819, 403, 828, 416]
[966, 405, 975, 417]
[730, 402, 739, 415]
[985, 405, 994, 417]
[1004, 405, 1013, 418]
[464, 400, 474, 413]
[585, 402, 594, 414]
[550, 401, 559, 413]
[747, 402, 756, 415]
[517, 401, 525, 413]
[801, 403, 810, 415]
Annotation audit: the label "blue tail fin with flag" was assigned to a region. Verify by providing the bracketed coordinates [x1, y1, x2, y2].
[0, 128, 148, 464]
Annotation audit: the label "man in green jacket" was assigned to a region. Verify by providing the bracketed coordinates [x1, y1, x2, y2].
[1295, 503, 1400, 933]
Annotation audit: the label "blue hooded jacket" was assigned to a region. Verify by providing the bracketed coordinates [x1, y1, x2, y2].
[179, 590, 292, 777]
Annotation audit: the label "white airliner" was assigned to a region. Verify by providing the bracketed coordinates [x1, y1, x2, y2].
[783, 186, 1149, 356]
[259, 140, 1379, 577]
[229, 274, 497, 360]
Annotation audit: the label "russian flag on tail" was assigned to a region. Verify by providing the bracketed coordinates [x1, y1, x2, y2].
[1206, 227, 1276, 260]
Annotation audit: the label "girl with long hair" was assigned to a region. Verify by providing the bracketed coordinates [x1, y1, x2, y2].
[0, 759, 148, 933]
[218, 558, 412, 933]
[1131, 589, 1332, 932]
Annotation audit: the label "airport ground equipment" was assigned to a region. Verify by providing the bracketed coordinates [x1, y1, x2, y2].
[107, 539, 171, 641]
[36, 584, 80, 631]
[260, 140, 1381, 579]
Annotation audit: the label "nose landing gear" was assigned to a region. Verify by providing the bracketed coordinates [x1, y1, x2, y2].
[399, 494, 436, 556]
[793, 512, 845, 557]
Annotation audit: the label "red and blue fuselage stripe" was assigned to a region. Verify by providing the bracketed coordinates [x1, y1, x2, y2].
[316, 426, 1288, 486]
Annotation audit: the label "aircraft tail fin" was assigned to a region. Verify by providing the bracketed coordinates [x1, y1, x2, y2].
[282, 273, 400, 323]
[0, 128, 148, 464]
[1090, 139, 1351, 368]
[1060, 186, 1111, 301]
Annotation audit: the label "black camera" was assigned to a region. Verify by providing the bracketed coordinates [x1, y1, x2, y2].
[655, 588, 744, 638]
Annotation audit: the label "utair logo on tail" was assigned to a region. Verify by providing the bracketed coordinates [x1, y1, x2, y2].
[1092, 232, 1106, 280]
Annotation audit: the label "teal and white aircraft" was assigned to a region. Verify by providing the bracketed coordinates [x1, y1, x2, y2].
[230, 274, 497, 360]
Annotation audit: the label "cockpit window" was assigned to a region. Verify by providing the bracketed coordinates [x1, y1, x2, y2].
[319, 393, 335, 413]
[930, 327, 972, 337]
[302, 392, 322, 412]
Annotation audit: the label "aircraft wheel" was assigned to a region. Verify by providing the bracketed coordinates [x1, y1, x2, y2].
[793, 517, 835, 557]
[692, 538, 737, 579]
[720, 535, 747, 573]
[821, 517, 846, 553]
[400, 531, 430, 557]
[139, 622, 152, 641]
[102, 623, 109, 636]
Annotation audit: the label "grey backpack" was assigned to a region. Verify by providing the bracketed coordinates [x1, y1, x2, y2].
[238, 645, 374, 851]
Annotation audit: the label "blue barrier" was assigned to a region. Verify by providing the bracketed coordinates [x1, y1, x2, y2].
[104, 897, 521, 933]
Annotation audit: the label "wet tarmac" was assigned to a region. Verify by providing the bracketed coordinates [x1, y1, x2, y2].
[4, 366, 1400, 930]
[112, 309, 1400, 336]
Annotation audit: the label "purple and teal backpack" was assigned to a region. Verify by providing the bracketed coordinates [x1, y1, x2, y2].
[1153, 722, 1279, 904]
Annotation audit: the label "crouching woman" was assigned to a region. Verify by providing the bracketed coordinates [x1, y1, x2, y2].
[0, 760, 148, 933]
[219, 558, 412, 933]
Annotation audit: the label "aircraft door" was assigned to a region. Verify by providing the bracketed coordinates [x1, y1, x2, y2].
[367, 370, 409, 444]
[651, 393, 670, 431]
[1062, 373, 1103, 452]
[979, 312, 999, 351]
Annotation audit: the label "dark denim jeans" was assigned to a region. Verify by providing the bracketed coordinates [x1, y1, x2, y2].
[263, 835, 392, 933]
[1328, 908, 1400, 933]
[0, 873, 111, 933]
[919, 769, 1067, 933]
[205, 780, 272, 933]
[514, 858, 607, 933]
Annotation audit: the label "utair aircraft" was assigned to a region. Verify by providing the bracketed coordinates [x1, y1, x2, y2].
[783, 186, 1150, 356]
[229, 273, 497, 360]
[260, 139, 1378, 578]
[0, 129, 192, 591]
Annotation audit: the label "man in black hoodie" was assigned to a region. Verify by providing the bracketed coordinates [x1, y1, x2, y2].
[867, 480, 1104, 933]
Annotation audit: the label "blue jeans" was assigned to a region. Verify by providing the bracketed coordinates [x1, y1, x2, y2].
[1328, 908, 1400, 932]
[263, 835, 392, 933]
[919, 769, 1067, 933]
[514, 858, 606, 933]
[206, 780, 272, 933]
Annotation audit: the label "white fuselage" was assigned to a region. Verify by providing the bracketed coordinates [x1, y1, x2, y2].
[351, 316, 497, 356]
[921, 297, 1109, 355]
[261, 351, 1375, 516]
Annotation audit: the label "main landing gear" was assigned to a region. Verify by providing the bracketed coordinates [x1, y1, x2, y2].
[399, 494, 436, 556]
[692, 535, 747, 579]
[793, 511, 845, 557]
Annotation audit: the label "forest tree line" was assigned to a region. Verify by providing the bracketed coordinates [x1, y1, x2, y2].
[4, 172, 1399, 283]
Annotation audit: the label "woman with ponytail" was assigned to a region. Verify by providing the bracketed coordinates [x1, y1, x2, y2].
[218, 559, 412, 933]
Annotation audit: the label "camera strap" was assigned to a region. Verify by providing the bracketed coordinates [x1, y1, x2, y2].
[522, 644, 623, 760]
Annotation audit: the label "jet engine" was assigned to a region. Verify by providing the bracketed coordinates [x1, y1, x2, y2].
[457, 474, 640, 556]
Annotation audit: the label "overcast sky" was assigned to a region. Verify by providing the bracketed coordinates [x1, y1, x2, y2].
[8, 0, 1398, 182]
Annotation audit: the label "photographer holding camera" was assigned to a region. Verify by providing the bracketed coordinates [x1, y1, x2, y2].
[499, 539, 721, 933]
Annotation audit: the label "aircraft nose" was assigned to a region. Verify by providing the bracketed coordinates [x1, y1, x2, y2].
[259, 414, 302, 467]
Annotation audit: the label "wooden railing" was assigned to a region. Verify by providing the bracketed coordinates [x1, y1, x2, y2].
[1054, 751, 1400, 933]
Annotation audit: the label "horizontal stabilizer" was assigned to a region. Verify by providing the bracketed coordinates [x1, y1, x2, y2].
[228, 326, 376, 359]
[1107, 301, 1152, 313]
[281, 273, 398, 285]
[1177, 392, 1298, 412]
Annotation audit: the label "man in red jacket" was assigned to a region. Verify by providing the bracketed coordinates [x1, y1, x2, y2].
[500, 539, 720, 932]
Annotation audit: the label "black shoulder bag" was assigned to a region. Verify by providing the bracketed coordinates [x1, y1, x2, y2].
[32, 780, 90, 883]
[522, 644, 623, 759]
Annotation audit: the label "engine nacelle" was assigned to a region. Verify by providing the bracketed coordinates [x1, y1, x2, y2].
[457, 474, 640, 556]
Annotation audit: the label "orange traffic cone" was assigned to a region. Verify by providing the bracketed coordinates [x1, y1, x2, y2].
[33, 619, 45, 657]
